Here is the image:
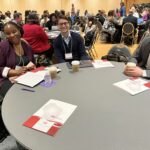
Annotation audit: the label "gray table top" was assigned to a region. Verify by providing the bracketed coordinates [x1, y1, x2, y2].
[2, 62, 150, 150]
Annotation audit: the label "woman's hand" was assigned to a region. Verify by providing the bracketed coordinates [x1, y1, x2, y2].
[8, 66, 28, 77]
[26, 61, 36, 70]
[16, 66, 28, 75]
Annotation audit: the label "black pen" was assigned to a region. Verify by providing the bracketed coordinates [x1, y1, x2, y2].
[21, 88, 35, 92]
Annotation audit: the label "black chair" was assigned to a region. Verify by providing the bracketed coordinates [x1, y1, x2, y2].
[95, 21, 103, 40]
[85, 31, 98, 59]
[71, 25, 80, 31]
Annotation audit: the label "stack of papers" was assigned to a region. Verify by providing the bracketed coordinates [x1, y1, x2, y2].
[23, 99, 77, 136]
[92, 60, 114, 69]
[114, 78, 150, 95]
[15, 72, 45, 87]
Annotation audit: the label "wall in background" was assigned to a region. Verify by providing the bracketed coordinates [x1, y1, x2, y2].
[0, 0, 120, 16]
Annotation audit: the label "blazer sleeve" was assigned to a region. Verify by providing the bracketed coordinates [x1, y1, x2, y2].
[53, 37, 65, 63]
[77, 35, 90, 60]
[0, 43, 8, 77]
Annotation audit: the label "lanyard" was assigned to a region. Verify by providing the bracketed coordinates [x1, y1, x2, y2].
[62, 36, 72, 54]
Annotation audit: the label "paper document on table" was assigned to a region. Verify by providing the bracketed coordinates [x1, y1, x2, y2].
[92, 60, 114, 69]
[114, 78, 150, 95]
[15, 72, 44, 87]
[23, 99, 77, 136]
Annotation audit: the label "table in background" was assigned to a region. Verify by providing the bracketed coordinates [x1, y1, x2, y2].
[2, 62, 150, 150]
[46, 30, 80, 39]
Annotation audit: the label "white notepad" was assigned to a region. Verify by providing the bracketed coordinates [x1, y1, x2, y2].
[23, 99, 77, 136]
[114, 78, 149, 95]
[92, 60, 114, 69]
[15, 72, 44, 87]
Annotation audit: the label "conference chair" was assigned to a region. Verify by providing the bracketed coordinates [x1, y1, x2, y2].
[85, 30, 98, 59]
[121, 22, 137, 45]
[71, 25, 80, 31]
[95, 21, 103, 40]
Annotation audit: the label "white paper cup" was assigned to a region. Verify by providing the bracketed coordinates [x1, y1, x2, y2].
[71, 60, 80, 72]
[126, 62, 136, 68]
[49, 66, 57, 79]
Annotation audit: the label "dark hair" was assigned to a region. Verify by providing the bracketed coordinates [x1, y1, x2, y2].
[3, 21, 24, 37]
[108, 10, 115, 16]
[57, 15, 69, 22]
[13, 12, 22, 19]
[88, 17, 95, 24]
[27, 12, 39, 24]
[49, 13, 57, 20]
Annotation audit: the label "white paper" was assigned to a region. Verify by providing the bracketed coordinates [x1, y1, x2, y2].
[32, 118, 54, 133]
[23, 99, 77, 136]
[15, 72, 44, 87]
[92, 60, 114, 69]
[35, 99, 77, 124]
[114, 78, 149, 95]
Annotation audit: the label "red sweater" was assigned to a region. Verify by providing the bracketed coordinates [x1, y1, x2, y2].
[23, 24, 51, 53]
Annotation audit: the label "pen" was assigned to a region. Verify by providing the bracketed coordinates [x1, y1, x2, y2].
[21, 88, 35, 92]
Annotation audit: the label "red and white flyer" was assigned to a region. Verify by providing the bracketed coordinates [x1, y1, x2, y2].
[23, 99, 77, 136]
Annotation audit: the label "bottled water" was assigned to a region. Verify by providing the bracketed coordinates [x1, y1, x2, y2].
[44, 71, 52, 84]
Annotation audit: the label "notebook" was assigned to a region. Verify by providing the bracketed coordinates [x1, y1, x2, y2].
[23, 99, 77, 136]
[15, 72, 44, 87]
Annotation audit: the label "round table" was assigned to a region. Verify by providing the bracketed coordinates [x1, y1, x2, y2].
[2, 62, 150, 150]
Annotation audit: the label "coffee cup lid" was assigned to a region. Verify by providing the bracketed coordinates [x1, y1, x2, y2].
[49, 66, 57, 71]
[71, 60, 80, 65]
[127, 62, 136, 67]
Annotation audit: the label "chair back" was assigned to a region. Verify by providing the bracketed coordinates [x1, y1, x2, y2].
[71, 25, 80, 31]
[96, 21, 103, 32]
[122, 22, 134, 35]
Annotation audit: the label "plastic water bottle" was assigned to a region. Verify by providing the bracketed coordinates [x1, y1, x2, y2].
[44, 71, 52, 84]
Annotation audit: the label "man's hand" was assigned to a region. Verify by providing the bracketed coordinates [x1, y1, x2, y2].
[124, 66, 143, 77]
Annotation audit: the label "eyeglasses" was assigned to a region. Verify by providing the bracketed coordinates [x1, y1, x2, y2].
[58, 22, 69, 26]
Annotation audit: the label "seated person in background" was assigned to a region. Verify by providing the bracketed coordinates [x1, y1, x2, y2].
[23, 12, 52, 66]
[0, 21, 35, 99]
[53, 15, 89, 63]
[122, 10, 137, 33]
[84, 17, 96, 34]
[102, 10, 119, 42]
[96, 10, 105, 25]
[84, 17, 96, 46]
[124, 28, 150, 79]
[46, 13, 58, 31]
[40, 14, 49, 28]
[12, 12, 23, 26]
[130, 5, 139, 18]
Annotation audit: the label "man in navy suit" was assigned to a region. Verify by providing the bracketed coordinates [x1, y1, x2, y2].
[122, 10, 138, 32]
[53, 15, 89, 63]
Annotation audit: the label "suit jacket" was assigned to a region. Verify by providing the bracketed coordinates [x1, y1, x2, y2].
[53, 31, 89, 63]
[123, 14, 137, 29]
[130, 37, 150, 78]
[0, 40, 34, 87]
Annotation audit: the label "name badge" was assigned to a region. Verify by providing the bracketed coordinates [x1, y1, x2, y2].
[15, 66, 21, 70]
[65, 53, 73, 60]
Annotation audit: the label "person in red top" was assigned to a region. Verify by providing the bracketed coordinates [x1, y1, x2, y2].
[23, 12, 52, 66]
